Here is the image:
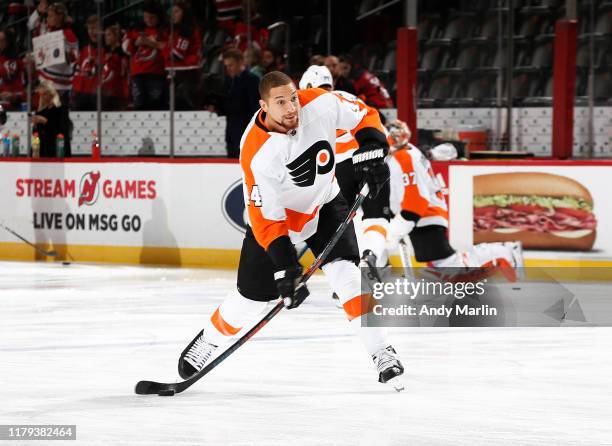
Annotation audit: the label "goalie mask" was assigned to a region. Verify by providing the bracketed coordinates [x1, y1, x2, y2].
[386, 119, 411, 151]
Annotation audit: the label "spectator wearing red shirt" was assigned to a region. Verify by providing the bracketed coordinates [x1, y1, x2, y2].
[38, 2, 78, 106]
[0, 30, 25, 110]
[72, 15, 102, 111]
[122, 1, 168, 110]
[338, 54, 394, 109]
[102, 24, 129, 110]
[165, 1, 202, 110]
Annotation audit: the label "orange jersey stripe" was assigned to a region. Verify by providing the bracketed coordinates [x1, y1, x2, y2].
[285, 206, 320, 233]
[349, 102, 386, 138]
[210, 308, 241, 336]
[298, 87, 328, 107]
[364, 225, 387, 238]
[240, 111, 289, 250]
[343, 293, 376, 321]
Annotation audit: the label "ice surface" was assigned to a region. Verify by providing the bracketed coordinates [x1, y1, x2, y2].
[1, 261, 611, 445]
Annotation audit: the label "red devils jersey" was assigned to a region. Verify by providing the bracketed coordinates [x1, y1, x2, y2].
[0, 54, 25, 105]
[102, 47, 129, 99]
[73, 43, 103, 95]
[123, 27, 168, 76]
[240, 88, 385, 250]
[350, 68, 394, 109]
[165, 27, 202, 70]
[37, 27, 78, 91]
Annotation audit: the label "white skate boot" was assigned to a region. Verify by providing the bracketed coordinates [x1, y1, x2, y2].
[372, 346, 405, 392]
[178, 330, 218, 379]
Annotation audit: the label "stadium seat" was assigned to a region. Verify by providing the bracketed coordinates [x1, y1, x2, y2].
[419, 41, 454, 70]
[417, 71, 463, 108]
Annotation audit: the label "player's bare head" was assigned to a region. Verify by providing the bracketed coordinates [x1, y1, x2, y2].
[259, 71, 299, 132]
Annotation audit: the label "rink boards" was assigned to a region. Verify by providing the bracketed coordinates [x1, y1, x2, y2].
[0, 158, 611, 274]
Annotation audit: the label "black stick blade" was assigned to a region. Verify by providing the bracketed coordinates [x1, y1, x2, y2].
[135, 380, 166, 395]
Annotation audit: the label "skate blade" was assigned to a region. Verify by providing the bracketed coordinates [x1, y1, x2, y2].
[386, 375, 405, 392]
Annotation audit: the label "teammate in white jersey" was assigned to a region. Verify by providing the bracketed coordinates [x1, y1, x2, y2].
[299, 65, 391, 282]
[178, 72, 404, 389]
[386, 119, 523, 281]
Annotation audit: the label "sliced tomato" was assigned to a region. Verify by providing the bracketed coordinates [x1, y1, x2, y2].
[555, 207, 591, 219]
[473, 206, 497, 216]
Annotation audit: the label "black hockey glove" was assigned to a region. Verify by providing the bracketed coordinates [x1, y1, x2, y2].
[274, 265, 310, 309]
[267, 235, 310, 309]
[353, 143, 389, 198]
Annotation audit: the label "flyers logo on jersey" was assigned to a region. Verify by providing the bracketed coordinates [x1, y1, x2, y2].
[286, 141, 334, 187]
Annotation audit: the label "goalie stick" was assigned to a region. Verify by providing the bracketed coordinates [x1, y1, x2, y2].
[134, 184, 370, 396]
[0, 222, 58, 257]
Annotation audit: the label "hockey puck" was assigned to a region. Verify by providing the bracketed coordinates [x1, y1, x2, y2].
[62, 261, 71, 266]
[158, 389, 175, 396]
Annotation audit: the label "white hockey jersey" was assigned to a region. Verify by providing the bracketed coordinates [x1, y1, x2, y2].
[388, 144, 449, 228]
[240, 88, 379, 249]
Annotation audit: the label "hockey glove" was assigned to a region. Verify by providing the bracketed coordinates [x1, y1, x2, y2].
[388, 214, 416, 246]
[274, 265, 310, 309]
[353, 144, 389, 198]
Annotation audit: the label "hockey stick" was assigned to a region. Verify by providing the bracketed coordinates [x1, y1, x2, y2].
[0, 222, 58, 257]
[135, 184, 370, 396]
[398, 236, 413, 279]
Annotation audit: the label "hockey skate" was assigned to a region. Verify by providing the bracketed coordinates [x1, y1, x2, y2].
[372, 346, 405, 392]
[359, 249, 383, 284]
[178, 330, 218, 379]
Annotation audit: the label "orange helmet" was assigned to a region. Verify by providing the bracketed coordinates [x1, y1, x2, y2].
[386, 119, 411, 150]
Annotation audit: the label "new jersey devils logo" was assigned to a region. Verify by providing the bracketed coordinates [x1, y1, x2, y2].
[286, 141, 334, 187]
[78, 171, 101, 206]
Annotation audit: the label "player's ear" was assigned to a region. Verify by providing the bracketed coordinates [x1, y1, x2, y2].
[259, 99, 267, 112]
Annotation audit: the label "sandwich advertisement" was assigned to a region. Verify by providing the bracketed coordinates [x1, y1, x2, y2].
[448, 164, 611, 261]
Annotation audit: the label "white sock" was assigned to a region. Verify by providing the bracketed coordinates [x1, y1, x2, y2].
[204, 290, 268, 346]
[361, 218, 389, 266]
[322, 260, 388, 356]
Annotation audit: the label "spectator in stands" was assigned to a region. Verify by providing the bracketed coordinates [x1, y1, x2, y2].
[32, 81, 71, 157]
[309, 54, 325, 66]
[212, 48, 260, 158]
[214, 0, 243, 35]
[165, 1, 202, 110]
[123, 1, 168, 110]
[102, 24, 129, 110]
[37, 2, 78, 106]
[324, 54, 355, 95]
[338, 54, 394, 109]
[0, 29, 26, 110]
[245, 44, 265, 79]
[261, 48, 285, 73]
[28, 0, 48, 38]
[72, 15, 102, 111]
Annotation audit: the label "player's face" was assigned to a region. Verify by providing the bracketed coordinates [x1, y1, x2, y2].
[261, 83, 300, 133]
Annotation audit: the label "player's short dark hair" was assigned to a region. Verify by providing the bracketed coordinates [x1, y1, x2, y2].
[223, 48, 244, 64]
[259, 71, 293, 100]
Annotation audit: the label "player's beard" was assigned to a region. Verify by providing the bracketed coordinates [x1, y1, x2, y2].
[272, 114, 299, 133]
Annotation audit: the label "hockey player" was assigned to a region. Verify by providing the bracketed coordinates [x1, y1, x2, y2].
[385, 119, 523, 281]
[299, 65, 391, 281]
[178, 71, 404, 389]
